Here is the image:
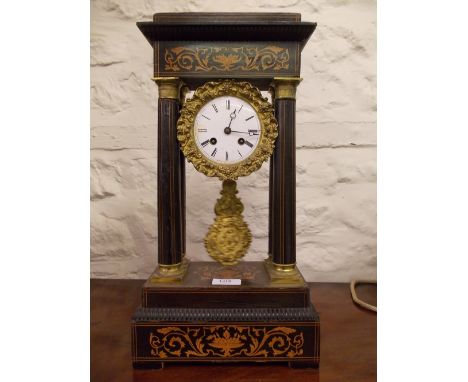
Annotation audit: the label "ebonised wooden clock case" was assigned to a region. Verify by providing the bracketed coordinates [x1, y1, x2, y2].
[131, 12, 319, 369]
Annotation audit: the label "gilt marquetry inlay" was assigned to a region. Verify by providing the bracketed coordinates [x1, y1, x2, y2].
[148, 325, 304, 358]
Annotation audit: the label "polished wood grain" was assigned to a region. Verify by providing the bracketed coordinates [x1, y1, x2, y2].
[91, 279, 376, 381]
[271, 98, 297, 266]
[157, 97, 184, 266]
[142, 261, 310, 308]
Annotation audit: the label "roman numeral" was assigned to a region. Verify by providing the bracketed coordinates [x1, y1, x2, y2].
[202, 115, 210, 120]
[225, 151, 229, 161]
[198, 128, 207, 132]
[248, 129, 259, 135]
[201, 139, 209, 147]
[226, 99, 230, 110]
[245, 116, 254, 121]
[212, 104, 218, 113]
[211, 148, 217, 157]
[245, 140, 254, 148]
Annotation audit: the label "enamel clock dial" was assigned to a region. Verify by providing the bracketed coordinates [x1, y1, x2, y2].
[194, 96, 262, 165]
[177, 79, 278, 180]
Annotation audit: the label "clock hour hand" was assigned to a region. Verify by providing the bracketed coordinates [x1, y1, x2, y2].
[227, 109, 237, 126]
[224, 109, 237, 134]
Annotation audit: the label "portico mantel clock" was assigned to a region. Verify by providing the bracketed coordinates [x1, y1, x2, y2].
[131, 12, 319, 369]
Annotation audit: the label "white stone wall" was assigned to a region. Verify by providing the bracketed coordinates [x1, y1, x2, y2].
[91, 0, 376, 281]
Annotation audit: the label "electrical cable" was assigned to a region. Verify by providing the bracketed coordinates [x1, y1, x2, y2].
[350, 280, 377, 312]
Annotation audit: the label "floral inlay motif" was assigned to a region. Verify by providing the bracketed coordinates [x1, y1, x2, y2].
[164, 46, 290, 72]
[148, 325, 304, 358]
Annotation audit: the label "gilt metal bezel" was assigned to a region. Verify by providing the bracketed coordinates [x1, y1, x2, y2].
[177, 80, 278, 180]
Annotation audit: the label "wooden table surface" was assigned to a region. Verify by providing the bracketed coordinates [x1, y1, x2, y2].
[91, 280, 376, 382]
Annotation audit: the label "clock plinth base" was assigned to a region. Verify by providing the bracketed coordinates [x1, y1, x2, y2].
[132, 261, 320, 368]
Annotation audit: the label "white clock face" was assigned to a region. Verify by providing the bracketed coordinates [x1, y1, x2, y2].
[194, 96, 262, 165]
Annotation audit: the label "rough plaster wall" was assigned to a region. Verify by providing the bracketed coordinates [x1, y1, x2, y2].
[91, 0, 376, 281]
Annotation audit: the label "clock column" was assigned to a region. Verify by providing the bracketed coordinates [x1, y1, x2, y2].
[270, 77, 302, 276]
[153, 77, 187, 279]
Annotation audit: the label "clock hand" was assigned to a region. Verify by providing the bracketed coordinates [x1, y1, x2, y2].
[227, 109, 237, 128]
[224, 109, 238, 134]
[230, 129, 260, 136]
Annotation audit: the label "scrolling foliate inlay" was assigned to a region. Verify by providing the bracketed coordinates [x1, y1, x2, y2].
[149, 326, 304, 358]
[164, 46, 290, 73]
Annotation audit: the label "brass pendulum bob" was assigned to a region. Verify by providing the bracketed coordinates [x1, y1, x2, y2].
[204, 180, 252, 265]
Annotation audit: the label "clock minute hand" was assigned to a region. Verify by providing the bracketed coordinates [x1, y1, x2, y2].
[230, 129, 259, 136]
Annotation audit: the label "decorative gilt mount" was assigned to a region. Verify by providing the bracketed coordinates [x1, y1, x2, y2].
[205, 180, 252, 265]
[177, 79, 277, 180]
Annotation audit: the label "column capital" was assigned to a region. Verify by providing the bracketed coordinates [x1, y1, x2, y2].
[271, 77, 302, 99]
[152, 77, 183, 99]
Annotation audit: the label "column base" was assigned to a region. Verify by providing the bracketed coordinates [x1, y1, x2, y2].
[264, 258, 305, 285]
[149, 258, 189, 284]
